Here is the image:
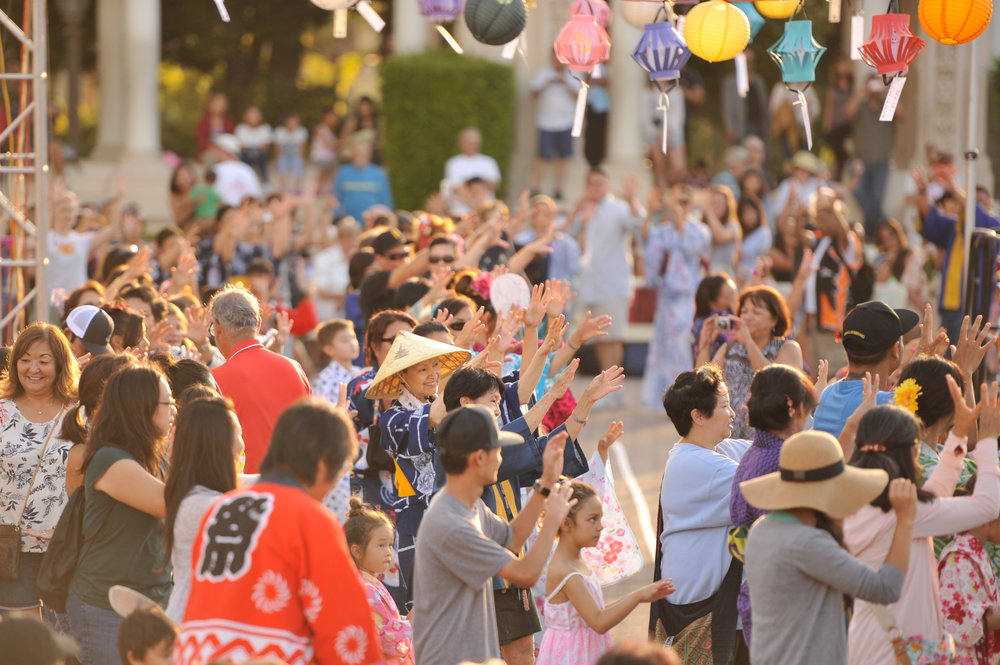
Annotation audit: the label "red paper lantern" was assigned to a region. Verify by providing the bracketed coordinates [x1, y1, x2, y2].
[570, 0, 612, 28]
[859, 13, 925, 77]
[554, 14, 611, 72]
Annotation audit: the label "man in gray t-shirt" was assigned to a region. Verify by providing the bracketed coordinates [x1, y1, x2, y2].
[412, 406, 574, 665]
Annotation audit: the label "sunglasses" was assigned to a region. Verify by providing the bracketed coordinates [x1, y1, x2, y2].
[384, 251, 409, 261]
[429, 255, 456, 264]
[448, 320, 468, 332]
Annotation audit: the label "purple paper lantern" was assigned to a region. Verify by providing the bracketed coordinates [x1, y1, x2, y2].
[631, 22, 691, 85]
[419, 0, 464, 23]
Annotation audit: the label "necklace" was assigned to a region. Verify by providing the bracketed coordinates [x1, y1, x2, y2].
[20, 396, 58, 418]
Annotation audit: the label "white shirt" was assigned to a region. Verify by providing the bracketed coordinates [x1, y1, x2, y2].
[444, 153, 501, 189]
[530, 66, 582, 132]
[47, 230, 95, 299]
[310, 244, 351, 320]
[212, 160, 263, 206]
[572, 196, 644, 303]
[234, 123, 272, 150]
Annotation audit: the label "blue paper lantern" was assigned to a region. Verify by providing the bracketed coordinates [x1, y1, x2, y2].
[631, 22, 691, 85]
[732, 2, 765, 41]
[767, 20, 826, 84]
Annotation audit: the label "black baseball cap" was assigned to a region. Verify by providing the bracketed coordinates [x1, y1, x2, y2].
[372, 229, 405, 256]
[437, 405, 524, 456]
[841, 301, 920, 356]
[65, 305, 115, 356]
[0, 616, 79, 665]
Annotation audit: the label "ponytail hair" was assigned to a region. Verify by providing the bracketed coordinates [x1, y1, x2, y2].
[344, 496, 393, 564]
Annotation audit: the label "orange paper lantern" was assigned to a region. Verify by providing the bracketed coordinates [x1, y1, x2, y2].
[918, 0, 992, 44]
[754, 0, 800, 19]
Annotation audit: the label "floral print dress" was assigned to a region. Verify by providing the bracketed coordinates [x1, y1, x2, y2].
[938, 533, 1000, 665]
[360, 569, 413, 665]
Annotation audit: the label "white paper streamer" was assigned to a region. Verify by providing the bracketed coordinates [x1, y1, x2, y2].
[657, 91, 669, 154]
[572, 81, 589, 138]
[437, 24, 464, 54]
[334, 8, 348, 37]
[735, 53, 749, 98]
[501, 35, 520, 60]
[213, 0, 230, 22]
[795, 91, 813, 149]
[880, 76, 906, 121]
[850, 15, 864, 60]
[357, 1, 386, 32]
[828, 0, 842, 23]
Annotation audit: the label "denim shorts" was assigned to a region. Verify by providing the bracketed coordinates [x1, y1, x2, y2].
[0, 551, 44, 611]
[538, 129, 574, 160]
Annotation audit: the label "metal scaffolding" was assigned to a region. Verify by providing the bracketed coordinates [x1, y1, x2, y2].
[0, 0, 49, 341]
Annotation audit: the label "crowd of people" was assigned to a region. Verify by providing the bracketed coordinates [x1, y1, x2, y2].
[5, 60, 1000, 665]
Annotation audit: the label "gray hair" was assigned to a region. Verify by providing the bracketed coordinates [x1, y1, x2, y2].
[209, 285, 260, 335]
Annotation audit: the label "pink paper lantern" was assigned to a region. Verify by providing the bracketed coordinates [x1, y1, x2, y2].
[554, 14, 611, 73]
[570, 0, 612, 28]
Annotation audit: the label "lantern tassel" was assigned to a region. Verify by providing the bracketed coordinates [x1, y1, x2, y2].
[658, 91, 669, 154]
[572, 80, 590, 138]
[502, 35, 521, 60]
[356, 1, 386, 32]
[879, 75, 907, 122]
[334, 8, 349, 38]
[213, 0, 231, 22]
[794, 91, 813, 150]
[735, 52, 749, 98]
[437, 25, 464, 54]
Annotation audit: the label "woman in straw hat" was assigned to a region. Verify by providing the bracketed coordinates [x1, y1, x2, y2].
[741, 430, 917, 665]
[844, 380, 1000, 665]
[365, 330, 474, 608]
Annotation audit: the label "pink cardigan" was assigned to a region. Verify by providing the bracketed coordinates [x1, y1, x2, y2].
[844, 434, 1000, 665]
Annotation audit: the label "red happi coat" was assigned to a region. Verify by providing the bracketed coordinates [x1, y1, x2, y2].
[174, 478, 383, 665]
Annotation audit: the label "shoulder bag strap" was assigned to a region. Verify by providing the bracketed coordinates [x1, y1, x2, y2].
[16, 407, 66, 529]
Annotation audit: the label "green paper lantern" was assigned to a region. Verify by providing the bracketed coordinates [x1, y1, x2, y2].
[464, 0, 527, 45]
[767, 20, 826, 84]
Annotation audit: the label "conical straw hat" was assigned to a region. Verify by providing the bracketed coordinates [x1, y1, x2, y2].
[365, 331, 472, 399]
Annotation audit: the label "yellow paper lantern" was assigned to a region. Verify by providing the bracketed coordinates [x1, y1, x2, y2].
[754, 0, 801, 19]
[684, 0, 751, 62]
[918, 0, 992, 44]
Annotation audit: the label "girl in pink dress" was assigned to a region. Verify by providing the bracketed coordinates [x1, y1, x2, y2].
[538, 481, 675, 665]
[345, 497, 414, 665]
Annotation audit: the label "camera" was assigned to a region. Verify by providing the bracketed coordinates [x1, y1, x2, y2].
[716, 316, 731, 330]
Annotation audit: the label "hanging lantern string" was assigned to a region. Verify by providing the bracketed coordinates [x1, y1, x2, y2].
[653, 79, 678, 155]
[437, 24, 464, 54]
[571, 73, 590, 138]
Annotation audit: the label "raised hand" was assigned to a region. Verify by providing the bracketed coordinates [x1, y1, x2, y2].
[574, 311, 612, 345]
[550, 358, 580, 396]
[977, 381, 1000, 441]
[185, 305, 210, 347]
[584, 366, 625, 404]
[545, 279, 573, 317]
[434, 307, 455, 327]
[813, 359, 829, 402]
[597, 420, 624, 462]
[542, 480, 577, 526]
[147, 320, 173, 352]
[888, 478, 917, 523]
[947, 374, 982, 440]
[525, 283, 551, 328]
[275, 310, 293, 348]
[950, 315, 992, 379]
[539, 314, 568, 356]
[454, 306, 487, 350]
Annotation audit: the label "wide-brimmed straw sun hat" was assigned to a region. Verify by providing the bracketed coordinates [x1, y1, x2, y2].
[739, 430, 889, 519]
[365, 331, 472, 399]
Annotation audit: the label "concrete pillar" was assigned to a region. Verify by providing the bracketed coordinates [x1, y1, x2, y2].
[393, 0, 430, 54]
[92, 0, 125, 160]
[606, 4, 644, 174]
[121, 0, 160, 159]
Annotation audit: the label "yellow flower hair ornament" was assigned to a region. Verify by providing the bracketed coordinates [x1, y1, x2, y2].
[894, 378, 922, 415]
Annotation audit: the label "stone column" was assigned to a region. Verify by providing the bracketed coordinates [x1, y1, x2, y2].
[393, 0, 430, 54]
[121, 0, 160, 159]
[607, 5, 644, 173]
[91, 0, 125, 160]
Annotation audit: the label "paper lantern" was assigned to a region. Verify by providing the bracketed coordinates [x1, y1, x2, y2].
[464, 0, 526, 45]
[859, 13, 925, 76]
[732, 2, 765, 40]
[419, 0, 464, 22]
[632, 22, 691, 83]
[754, 0, 800, 19]
[683, 0, 751, 63]
[555, 14, 611, 72]
[309, 0, 385, 36]
[767, 20, 826, 83]
[918, 0, 992, 44]
[622, 0, 666, 28]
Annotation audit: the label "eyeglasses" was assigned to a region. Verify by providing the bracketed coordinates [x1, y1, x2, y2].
[384, 251, 409, 261]
[429, 256, 456, 264]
